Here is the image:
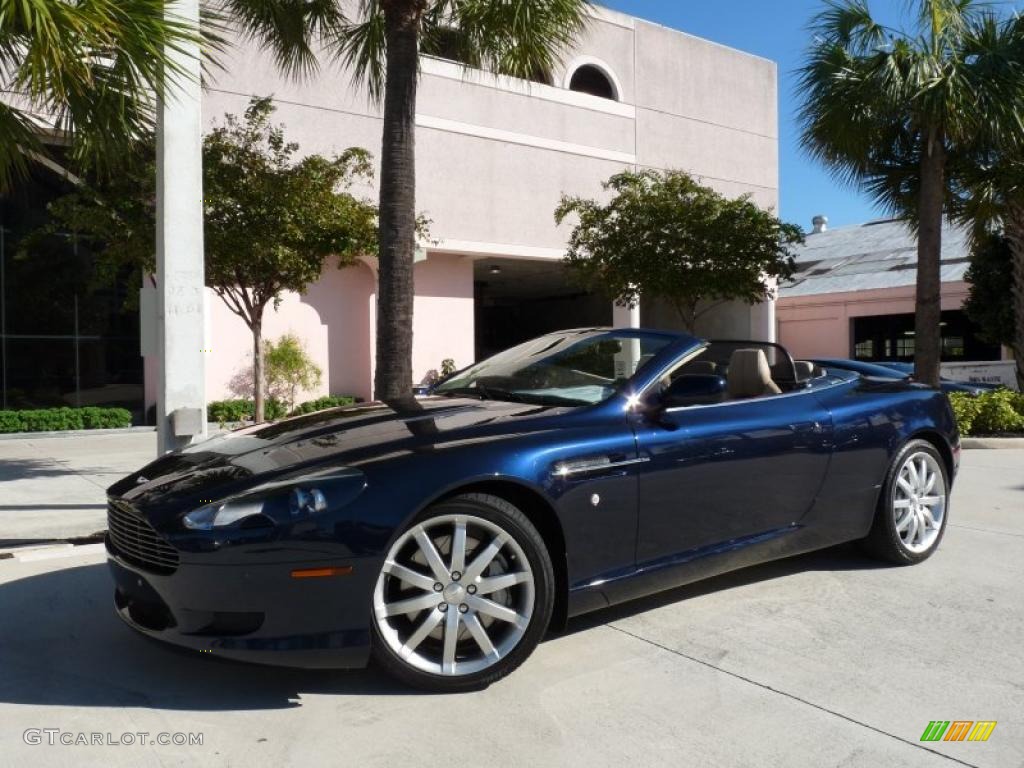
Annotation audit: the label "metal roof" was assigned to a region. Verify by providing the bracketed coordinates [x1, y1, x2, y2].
[779, 218, 971, 298]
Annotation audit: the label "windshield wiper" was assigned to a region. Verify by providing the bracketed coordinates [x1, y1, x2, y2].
[436, 386, 489, 400]
[437, 385, 588, 407]
[436, 385, 531, 404]
[510, 393, 591, 407]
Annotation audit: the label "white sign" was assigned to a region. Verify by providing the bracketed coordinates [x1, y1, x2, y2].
[940, 361, 1018, 391]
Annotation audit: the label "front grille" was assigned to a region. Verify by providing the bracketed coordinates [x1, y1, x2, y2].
[107, 499, 179, 574]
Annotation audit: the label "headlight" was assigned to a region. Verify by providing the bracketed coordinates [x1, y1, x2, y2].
[183, 498, 271, 530]
[182, 469, 363, 531]
[289, 487, 327, 516]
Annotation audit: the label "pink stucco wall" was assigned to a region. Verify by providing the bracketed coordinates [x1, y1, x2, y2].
[410, 253, 476, 386]
[205, 284, 331, 404]
[181, 253, 474, 408]
[776, 282, 970, 359]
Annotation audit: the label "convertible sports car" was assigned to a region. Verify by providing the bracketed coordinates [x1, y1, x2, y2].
[106, 328, 959, 691]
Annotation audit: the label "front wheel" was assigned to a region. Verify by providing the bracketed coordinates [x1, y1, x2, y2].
[370, 494, 554, 692]
[862, 439, 950, 564]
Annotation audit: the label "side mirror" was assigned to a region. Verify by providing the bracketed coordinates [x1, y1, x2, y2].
[659, 374, 727, 409]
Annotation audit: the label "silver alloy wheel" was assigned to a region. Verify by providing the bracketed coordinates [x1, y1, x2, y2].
[373, 513, 535, 677]
[893, 450, 946, 554]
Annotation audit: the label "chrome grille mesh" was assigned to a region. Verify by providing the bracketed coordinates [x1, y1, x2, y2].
[107, 499, 179, 574]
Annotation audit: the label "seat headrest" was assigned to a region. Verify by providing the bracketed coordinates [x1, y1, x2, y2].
[727, 349, 781, 399]
[793, 361, 815, 380]
[686, 360, 717, 375]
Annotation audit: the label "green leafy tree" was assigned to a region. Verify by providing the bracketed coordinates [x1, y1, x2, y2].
[797, 0, 1024, 386]
[43, 97, 378, 422]
[264, 333, 323, 414]
[555, 169, 802, 332]
[221, 0, 592, 400]
[963, 233, 1020, 388]
[0, 0, 207, 191]
[951, 144, 1024, 390]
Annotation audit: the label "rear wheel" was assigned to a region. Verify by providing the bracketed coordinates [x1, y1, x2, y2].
[371, 493, 554, 691]
[862, 439, 949, 564]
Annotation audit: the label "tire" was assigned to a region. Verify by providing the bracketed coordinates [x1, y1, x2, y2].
[370, 493, 555, 692]
[861, 439, 950, 565]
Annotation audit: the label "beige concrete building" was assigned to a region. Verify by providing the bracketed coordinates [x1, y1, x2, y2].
[0, 6, 780, 416]
[164, 4, 781, 406]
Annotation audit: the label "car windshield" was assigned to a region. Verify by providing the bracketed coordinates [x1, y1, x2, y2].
[433, 330, 675, 406]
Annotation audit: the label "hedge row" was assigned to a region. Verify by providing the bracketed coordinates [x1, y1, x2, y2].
[0, 406, 133, 434]
[207, 398, 288, 423]
[948, 390, 1024, 436]
[289, 395, 358, 415]
[208, 395, 358, 425]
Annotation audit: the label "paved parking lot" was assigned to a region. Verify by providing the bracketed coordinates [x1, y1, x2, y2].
[0, 448, 1021, 768]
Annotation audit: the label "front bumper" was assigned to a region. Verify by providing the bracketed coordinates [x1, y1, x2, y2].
[106, 535, 378, 669]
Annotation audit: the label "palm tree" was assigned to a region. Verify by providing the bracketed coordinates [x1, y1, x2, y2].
[222, 0, 592, 400]
[0, 0, 202, 191]
[798, 0, 1024, 386]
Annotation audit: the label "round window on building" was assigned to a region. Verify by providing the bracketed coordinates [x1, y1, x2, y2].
[568, 64, 617, 100]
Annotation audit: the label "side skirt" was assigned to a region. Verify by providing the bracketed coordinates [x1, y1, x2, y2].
[565, 523, 852, 619]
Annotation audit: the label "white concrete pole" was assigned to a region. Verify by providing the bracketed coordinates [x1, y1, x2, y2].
[750, 279, 778, 343]
[155, 0, 206, 453]
[612, 300, 640, 329]
[612, 300, 642, 378]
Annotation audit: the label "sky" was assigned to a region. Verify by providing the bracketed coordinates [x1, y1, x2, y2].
[600, 0, 1016, 233]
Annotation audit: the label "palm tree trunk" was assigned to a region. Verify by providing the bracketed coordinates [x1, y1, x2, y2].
[374, 1, 422, 402]
[1005, 201, 1024, 391]
[914, 132, 946, 387]
[252, 314, 265, 423]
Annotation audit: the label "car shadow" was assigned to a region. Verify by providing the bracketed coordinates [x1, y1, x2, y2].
[0, 542, 885, 710]
[561, 541, 889, 636]
[0, 562, 417, 711]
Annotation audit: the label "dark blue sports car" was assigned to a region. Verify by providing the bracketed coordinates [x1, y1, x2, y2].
[106, 328, 959, 691]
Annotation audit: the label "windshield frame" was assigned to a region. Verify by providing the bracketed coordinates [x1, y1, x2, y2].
[431, 328, 701, 408]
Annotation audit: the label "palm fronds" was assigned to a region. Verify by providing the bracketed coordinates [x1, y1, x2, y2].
[0, 0, 206, 189]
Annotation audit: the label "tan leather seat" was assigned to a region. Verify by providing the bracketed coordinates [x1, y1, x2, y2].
[727, 349, 781, 399]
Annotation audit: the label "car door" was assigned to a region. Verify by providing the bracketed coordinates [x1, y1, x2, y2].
[631, 390, 833, 565]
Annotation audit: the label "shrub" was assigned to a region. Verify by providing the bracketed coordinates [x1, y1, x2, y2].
[289, 395, 357, 416]
[972, 390, 1024, 435]
[208, 398, 286, 425]
[0, 406, 132, 433]
[207, 399, 254, 424]
[265, 334, 323, 414]
[948, 390, 1024, 436]
[948, 393, 981, 435]
[0, 411, 24, 432]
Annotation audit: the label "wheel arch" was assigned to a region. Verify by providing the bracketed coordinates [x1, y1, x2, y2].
[436, 480, 570, 633]
[908, 428, 955, 481]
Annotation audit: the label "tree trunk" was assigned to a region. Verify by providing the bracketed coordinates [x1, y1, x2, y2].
[252, 315, 265, 423]
[374, 2, 422, 402]
[914, 132, 946, 387]
[1005, 201, 1024, 391]
[673, 299, 698, 334]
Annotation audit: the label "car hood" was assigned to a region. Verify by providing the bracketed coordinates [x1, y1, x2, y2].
[108, 396, 572, 514]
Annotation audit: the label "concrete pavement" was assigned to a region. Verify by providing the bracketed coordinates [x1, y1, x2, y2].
[0, 449, 1021, 767]
[0, 431, 157, 543]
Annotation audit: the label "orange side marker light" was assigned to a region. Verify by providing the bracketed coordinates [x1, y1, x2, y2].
[291, 566, 353, 579]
